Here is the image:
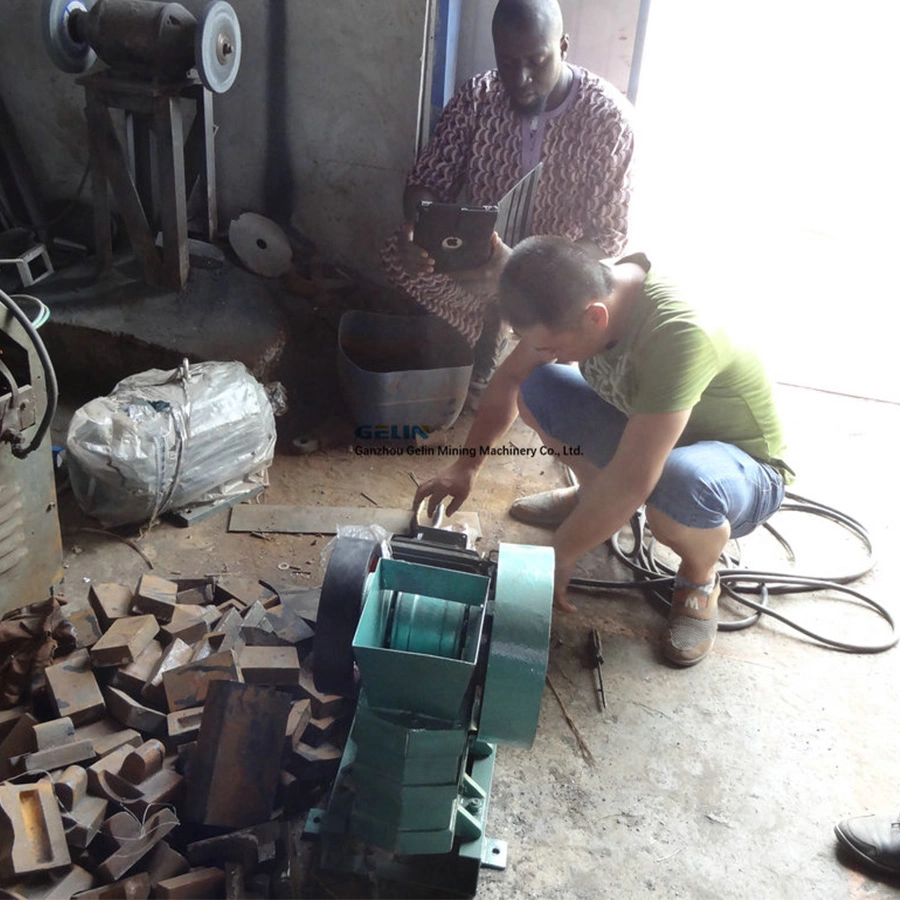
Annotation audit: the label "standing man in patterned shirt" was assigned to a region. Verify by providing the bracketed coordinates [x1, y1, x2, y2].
[383, 0, 635, 397]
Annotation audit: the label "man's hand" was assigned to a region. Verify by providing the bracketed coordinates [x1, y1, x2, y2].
[448, 233, 512, 294]
[552, 554, 578, 613]
[413, 460, 477, 518]
[399, 223, 435, 276]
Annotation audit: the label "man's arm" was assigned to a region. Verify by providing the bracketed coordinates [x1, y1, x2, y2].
[552, 408, 691, 610]
[413, 340, 552, 516]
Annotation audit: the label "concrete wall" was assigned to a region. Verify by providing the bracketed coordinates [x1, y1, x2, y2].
[0, 1, 637, 282]
[0, 0, 429, 278]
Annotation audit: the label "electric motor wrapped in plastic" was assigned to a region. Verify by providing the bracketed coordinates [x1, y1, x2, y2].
[66, 360, 276, 528]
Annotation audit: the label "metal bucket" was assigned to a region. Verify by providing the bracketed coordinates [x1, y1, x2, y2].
[337, 311, 472, 431]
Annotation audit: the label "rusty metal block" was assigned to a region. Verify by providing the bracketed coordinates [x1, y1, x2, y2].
[104, 686, 167, 736]
[0, 705, 30, 743]
[96, 808, 177, 882]
[45, 650, 105, 726]
[86, 744, 132, 795]
[176, 584, 214, 605]
[296, 667, 348, 718]
[20, 737, 96, 772]
[120, 739, 165, 783]
[238, 645, 300, 686]
[162, 650, 242, 712]
[53, 765, 88, 811]
[0, 714, 37, 781]
[96, 766, 183, 818]
[285, 699, 312, 753]
[167, 707, 204, 745]
[290, 740, 342, 783]
[214, 577, 278, 609]
[90, 615, 159, 668]
[3, 864, 94, 899]
[88, 583, 134, 630]
[183, 680, 291, 828]
[109, 639, 164, 697]
[34, 716, 76, 750]
[158, 606, 207, 647]
[188, 637, 214, 662]
[71, 871, 150, 898]
[74, 719, 142, 757]
[133, 574, 178, 623]
[155, 866, 225, 899]
[62, 793, 108, 849]
[0, 780, 71, 878]
[186, 820, 280, 870]
[240, 600, 270, 631]
[147, 840, 190, 888]
[66, 604, 104, 650]
[95, 741, 183, 818]
[300, 714, 344, 749]
[141, 638, 194, 709]
[197, 605, 222, 630]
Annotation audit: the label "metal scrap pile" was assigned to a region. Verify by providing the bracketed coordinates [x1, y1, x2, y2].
[0, 573, 349, 899]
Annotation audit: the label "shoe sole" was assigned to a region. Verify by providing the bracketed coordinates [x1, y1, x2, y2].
[834, 824, 900, 877]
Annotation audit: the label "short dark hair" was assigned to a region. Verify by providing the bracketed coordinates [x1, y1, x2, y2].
[499, 236, 614, 331]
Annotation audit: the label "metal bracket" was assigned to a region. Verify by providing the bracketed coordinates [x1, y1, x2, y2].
[481, 838, 508, 870]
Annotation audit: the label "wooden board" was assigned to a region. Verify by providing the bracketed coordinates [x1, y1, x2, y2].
[228, 504, 481, 538]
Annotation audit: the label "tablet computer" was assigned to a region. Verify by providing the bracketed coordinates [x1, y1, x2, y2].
[413, 202, 498, 273]
[413, 162, 543, 274]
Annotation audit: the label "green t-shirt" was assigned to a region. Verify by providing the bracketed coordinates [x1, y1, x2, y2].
[579, 258, 793, 480]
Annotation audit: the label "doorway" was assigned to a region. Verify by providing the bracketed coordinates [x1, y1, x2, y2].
[629, 0, 900, 402]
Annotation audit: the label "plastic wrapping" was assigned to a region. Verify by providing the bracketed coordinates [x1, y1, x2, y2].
[66, 360, 276, 528]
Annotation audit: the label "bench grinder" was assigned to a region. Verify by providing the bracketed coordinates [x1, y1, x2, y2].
[307, 530, 554, 897]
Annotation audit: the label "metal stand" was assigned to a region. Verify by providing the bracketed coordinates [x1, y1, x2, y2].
[78, 71, 217, 291]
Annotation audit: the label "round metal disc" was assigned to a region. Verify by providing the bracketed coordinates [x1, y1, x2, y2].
[478, 543, 553, 748]
[228, 212, 293, 277]
[42, 0, 96, 74]
[196, 0, 242, 93]
[313, 538, 384, 695]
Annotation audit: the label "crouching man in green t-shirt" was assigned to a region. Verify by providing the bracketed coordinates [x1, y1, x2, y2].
[413, 235, 792, 666]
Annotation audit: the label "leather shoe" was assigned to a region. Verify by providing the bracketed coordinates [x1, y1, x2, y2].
[508, 486, 579, 528]
[835, 812, 900, 876]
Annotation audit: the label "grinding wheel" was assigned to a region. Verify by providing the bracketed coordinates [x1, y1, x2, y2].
[313, 538, 384, 695]
[228, 212, 293, 278]
[196, 0, 242, 93]
[42, 0, 96, 74]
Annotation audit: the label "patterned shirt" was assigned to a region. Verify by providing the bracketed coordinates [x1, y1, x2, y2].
[382, 66, 635, 345]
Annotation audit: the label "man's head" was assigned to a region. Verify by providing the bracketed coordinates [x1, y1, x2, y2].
[492, 0, 569, 115]
[499, 236, 614, 361]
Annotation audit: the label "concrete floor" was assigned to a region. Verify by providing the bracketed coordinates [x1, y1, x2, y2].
[51, 377, 900, 899]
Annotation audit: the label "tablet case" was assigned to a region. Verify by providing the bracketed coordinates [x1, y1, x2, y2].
[413, 203, 498, 273]
[413, 162, 543, 274]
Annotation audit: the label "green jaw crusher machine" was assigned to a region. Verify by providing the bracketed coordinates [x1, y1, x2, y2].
[307, 529, 554, 897]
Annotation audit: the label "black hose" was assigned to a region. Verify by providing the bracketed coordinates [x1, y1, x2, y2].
[569, 492, 897, 654]
[0, 287, 58, 459]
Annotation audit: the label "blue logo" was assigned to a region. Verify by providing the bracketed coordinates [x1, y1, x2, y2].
[355, 424, 432, 440]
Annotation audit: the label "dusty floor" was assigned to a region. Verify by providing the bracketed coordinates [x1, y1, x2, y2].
[52, 382, 900, 899]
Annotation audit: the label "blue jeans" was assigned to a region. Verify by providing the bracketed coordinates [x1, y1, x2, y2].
[520, 364, 785, 538]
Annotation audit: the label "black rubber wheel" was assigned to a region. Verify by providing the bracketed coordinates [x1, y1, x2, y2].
[312, 537, 383, 695]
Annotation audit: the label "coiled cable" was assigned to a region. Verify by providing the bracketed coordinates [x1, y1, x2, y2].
[569, 492, 896, 654]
